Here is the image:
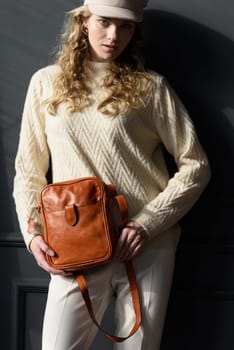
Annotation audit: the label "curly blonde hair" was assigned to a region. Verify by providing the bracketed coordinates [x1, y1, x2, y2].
[45, 5, 152, 117]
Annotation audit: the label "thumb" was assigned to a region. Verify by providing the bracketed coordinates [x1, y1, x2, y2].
[38, 239, 55, 257]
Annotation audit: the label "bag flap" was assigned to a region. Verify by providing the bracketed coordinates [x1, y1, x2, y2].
[40, 177, 104, 211]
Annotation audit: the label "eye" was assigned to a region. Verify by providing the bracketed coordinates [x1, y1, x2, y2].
[98, 18, 109, 27]
[120, 22, 135, 31]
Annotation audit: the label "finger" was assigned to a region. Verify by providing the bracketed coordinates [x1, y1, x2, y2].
[38, 240, 55, 257]
[115, 235, 133, 260]
[122, 242, 142, 262]
[117, 228, 148, 262]
[30, 235, 55, 257]
[117, 238, 138, 262]
[31, 240, 66, 275]
[115, 224, 140, 260]
[115, 230, 129, 257]
[36, 251, 70, 275]
[126, 243, 143, 261]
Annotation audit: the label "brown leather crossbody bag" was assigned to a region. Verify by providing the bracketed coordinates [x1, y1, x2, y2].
[37, 177, 141, 342]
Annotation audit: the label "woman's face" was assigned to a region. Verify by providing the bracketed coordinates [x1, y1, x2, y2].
[84, 15, 136, 62]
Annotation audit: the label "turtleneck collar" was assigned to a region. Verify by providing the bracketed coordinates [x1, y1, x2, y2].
[85, 60, 111, 82]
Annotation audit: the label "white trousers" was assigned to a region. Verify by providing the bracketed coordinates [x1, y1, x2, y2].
[42, 246, 176, 350]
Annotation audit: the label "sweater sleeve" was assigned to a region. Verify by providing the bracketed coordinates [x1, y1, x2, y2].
[13, 70, 50, 249]
[132, 77, 211, 238]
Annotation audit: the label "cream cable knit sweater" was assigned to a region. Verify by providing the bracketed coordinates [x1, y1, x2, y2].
[13, 62, 210, 249]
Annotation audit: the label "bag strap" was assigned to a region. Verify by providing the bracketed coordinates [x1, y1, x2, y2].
[75, 189, 141, 342]
[75, 260, 141, 342]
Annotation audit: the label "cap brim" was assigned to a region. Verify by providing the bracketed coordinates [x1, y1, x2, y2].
[87, 4, 143, 22]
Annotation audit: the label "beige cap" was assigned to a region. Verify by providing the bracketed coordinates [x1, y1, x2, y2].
[83, 0, 148, 22]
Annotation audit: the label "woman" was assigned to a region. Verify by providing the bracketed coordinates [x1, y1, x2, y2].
[13, 0, 211, 349]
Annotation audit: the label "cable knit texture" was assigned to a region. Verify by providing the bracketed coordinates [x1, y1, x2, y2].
[13, 61, 210, 249]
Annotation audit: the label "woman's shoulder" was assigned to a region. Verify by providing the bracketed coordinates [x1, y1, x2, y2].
[30, 64, 61, 83]
[146, 69, 165, 85]
[144, 70, 170, 100]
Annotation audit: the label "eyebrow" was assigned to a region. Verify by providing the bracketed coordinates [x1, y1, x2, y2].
[97, 16, 134, 25]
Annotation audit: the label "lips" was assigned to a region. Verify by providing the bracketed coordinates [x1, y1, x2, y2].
[103, 44, 118, 49]
[101, 45, 118, 54]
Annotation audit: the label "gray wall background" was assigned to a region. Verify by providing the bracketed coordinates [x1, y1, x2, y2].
[1, 1, 234, 349]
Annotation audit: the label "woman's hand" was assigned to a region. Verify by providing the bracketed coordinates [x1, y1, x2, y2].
[29, 235, 71, 276]
[115, 221, 149, 262]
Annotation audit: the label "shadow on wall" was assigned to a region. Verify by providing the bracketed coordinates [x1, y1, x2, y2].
[141, 10, 234, 350]
[143, 9, 234, 243]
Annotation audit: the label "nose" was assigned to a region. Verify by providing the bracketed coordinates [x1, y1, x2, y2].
[107, 25, 118, 41]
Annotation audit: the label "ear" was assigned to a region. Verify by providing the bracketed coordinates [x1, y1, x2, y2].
[81, 16, 89, 36]
[82, 16, 89, 28]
